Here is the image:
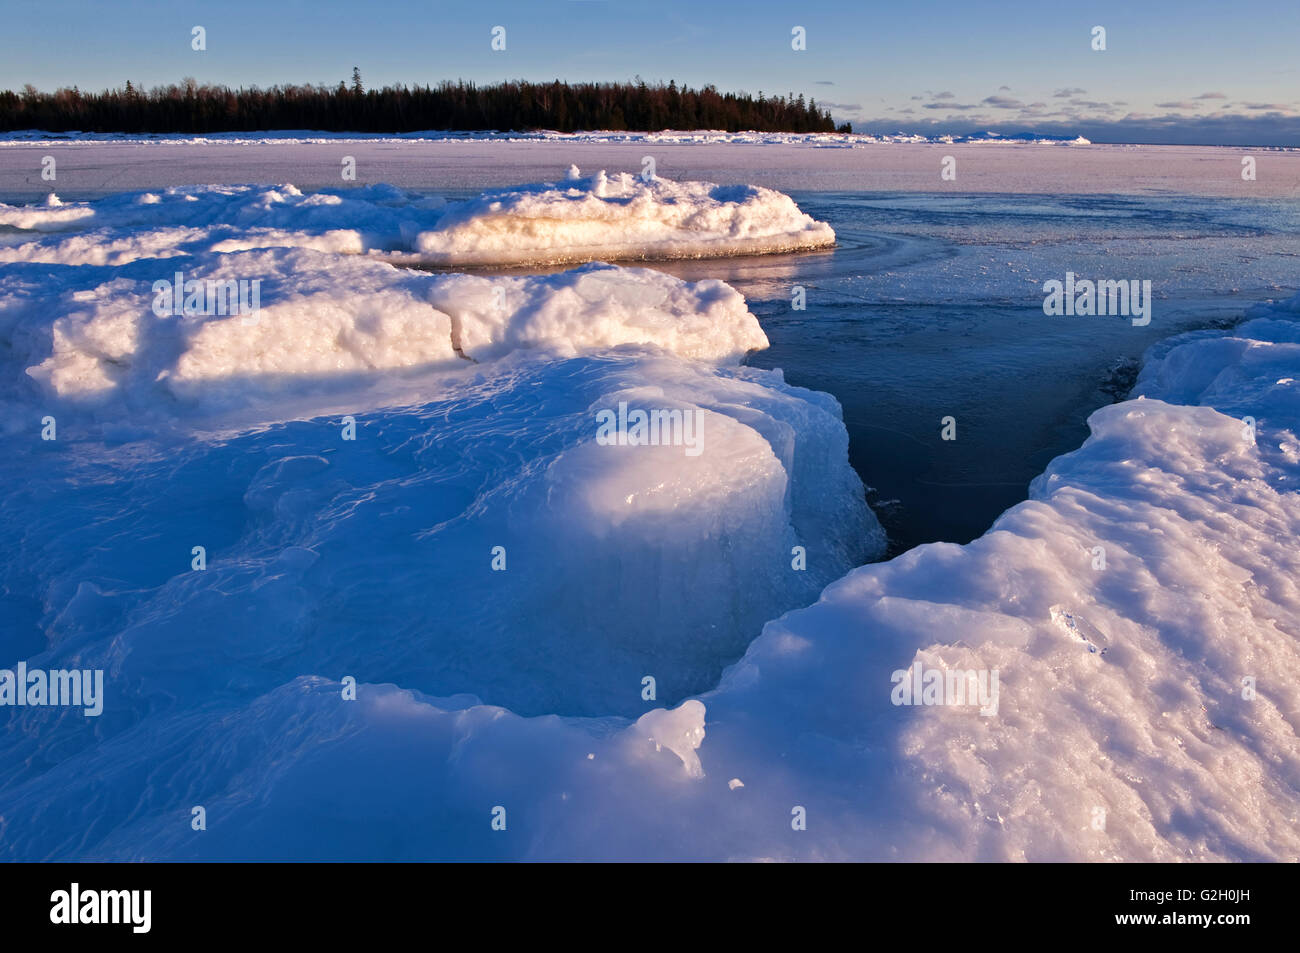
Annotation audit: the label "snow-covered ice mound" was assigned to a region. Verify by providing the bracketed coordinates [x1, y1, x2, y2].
[2, 172, 1295, 860]
[0, 348, 877, 726]
[0, 171, 836, 267]
[414, 167, 837, 266]
[1, 252, 764, 410]
[5, 288, 1294, 861]
[0, 244, 882, 740]
[0, 184, 444, 265]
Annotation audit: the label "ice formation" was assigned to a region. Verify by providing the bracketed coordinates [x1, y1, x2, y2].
[0, 171, 836, 268]
[6, 252, 764, 406]
[0, 129, 1099, 147]
[414, 169, 836, 265]
[0, 177, 1295, 861]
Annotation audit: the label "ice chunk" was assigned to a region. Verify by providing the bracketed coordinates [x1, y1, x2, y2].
[632, 700, 707, 779]
[1049, 605, 1109, 655]
[0, 174, 834, 269]
[428, 263, 766, 364]
[10, 252, 766, 409]
[415, 170, 836, 266]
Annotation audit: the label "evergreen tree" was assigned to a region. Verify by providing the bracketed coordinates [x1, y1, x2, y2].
[0, 78, 840, 135]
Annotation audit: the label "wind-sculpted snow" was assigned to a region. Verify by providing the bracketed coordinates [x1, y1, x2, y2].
[1, 175, 1295, 861]
[1, 250, 765, 410]
[0, 184, 443, 264]
[0, 170, 835, 267]
[0, 212, 884, 858]
[414, 168, 836, 265]
[7, 288, 1295, 862]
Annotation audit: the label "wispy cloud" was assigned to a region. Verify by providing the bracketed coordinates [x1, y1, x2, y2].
[852, 110, 1300, 146]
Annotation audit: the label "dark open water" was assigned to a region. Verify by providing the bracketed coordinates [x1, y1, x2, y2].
[651, 191, 1300, 552]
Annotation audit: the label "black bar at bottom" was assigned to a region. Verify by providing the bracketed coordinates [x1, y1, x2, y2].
[0, 861, 1286, 940]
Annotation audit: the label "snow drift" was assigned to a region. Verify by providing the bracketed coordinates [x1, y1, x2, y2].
[414, 167, 836, 265]
[3, 251, 764, 408]
[0, 170, 836, 268]
[0, 177, 1295, 862]
[0, 228, 882, 749]
[4, 287, 1288, 863]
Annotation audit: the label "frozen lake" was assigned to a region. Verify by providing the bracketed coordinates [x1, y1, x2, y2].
[670, 189, 1300, 549]
[2, 138, 1299, 199]
[1, 140, 1298, 860]
[3, 140, 1297, 550]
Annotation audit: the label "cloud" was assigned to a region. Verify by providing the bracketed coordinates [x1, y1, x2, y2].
[1053, 87, 1087, 98]
[924, 102, 979, 110]
[1155, 100, 1201, 109]
[999, 85, 1012, 91]
[1069, 99, 1115, 110]
[849, 110, 1300, 146]
[821, 101, 863, 113]
[814, 80, 834, 86]
[1195, 92, 1227, 99]
[983, 95, 1024, 108]
[934, 91, 955, 99]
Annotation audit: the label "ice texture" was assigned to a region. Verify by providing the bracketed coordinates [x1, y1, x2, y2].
[0, 182, 884, 858]
[414, 168, 836, 265]
[5, 251, 764, 407]
[0, 171, 836, 268]
[0, 174, 1295, 861]
[8, 287, 1281, 862]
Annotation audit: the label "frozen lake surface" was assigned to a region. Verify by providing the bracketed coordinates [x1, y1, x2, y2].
[2, 138, 1298, 199]
[2, 143, 1297, 548]
[1, 141, 1297, 860]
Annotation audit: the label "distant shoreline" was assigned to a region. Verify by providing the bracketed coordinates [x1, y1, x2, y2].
[4, 140, 1299, 204]
[2, 130, 1296, 151]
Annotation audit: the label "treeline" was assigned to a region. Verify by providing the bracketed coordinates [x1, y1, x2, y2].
[0, 74, 848, 134]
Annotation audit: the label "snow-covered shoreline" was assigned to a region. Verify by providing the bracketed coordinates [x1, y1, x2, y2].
[0, 173, 1296, 860]
[0, 174, 836, 268]
[0, 128, 1101, 147]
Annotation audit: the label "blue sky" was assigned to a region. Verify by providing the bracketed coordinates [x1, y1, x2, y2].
[3, 0, 1298, 143]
